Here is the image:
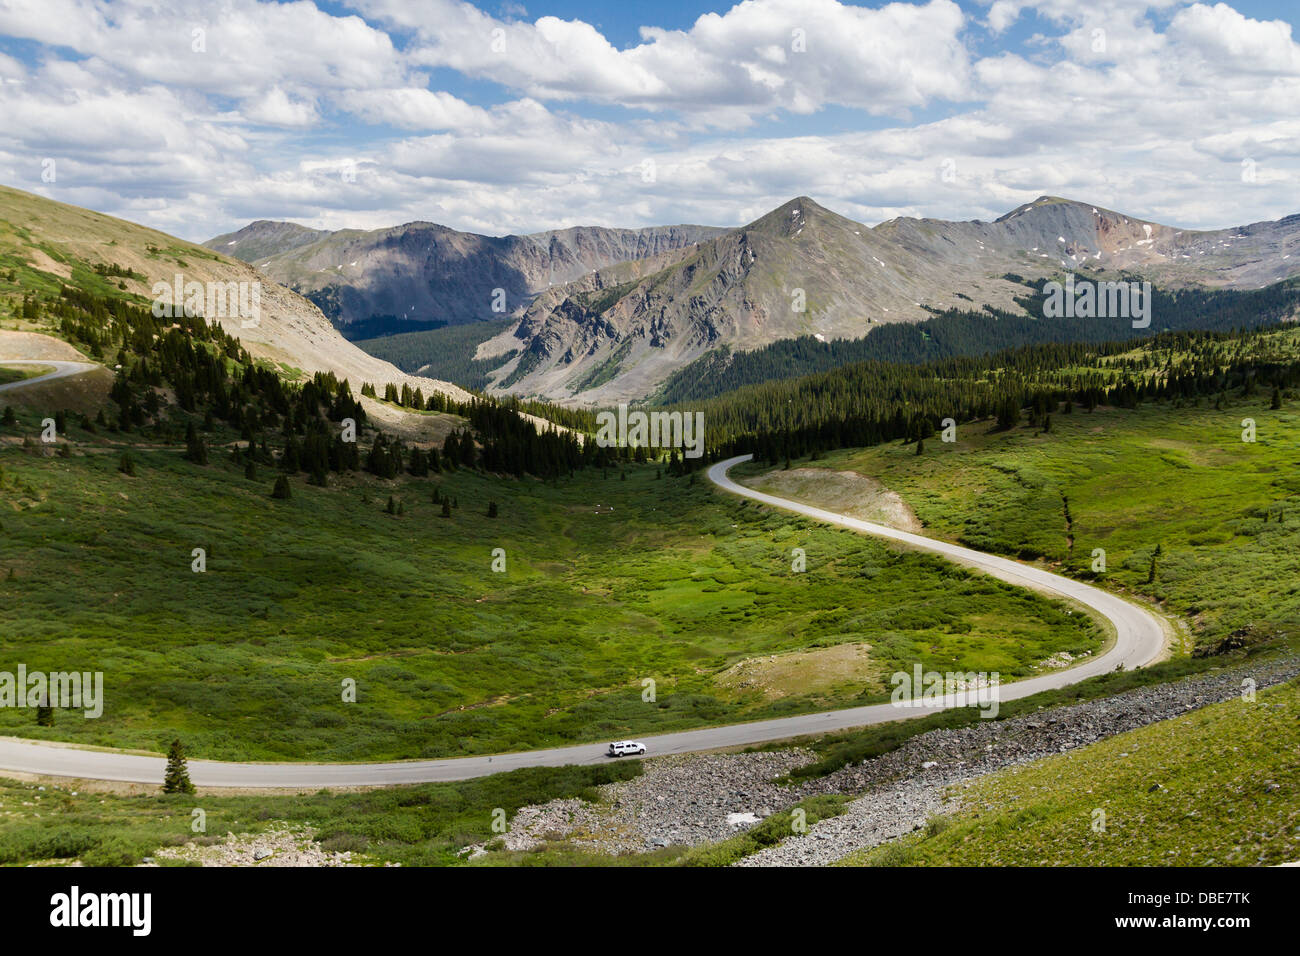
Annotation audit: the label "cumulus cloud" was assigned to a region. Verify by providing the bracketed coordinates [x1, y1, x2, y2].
[0, 0, 1296, 242]
[355, 0, 974, 123]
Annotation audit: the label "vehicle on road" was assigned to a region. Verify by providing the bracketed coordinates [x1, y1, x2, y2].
[607, 740, 647, 757]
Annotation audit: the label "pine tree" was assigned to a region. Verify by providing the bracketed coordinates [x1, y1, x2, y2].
[1147, 544, 1161, 584]
[487, 501, 498, 518]
[118, 452, 136, 476]
[244, 460, 257, 481]
[162, 738, 196, 794]
[35, 691, 53, 727]
[1, 406, 15, 426]
[386, 495, 396, 515]
[441, 499, 451, 518]
[184, 421, 208, 465]
[271, 475, 292, 499]
[915, 438, 924, 456]
[1271, 387, 1283, 409]
[995, 398, 1021, 431]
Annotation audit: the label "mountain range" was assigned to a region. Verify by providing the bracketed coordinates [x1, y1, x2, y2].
[206, 219, 726, 330]
[210, 195, 1300, 405]
[490, 195, 1300, 404]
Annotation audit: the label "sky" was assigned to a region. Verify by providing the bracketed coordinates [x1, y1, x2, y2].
[0, 0, 1297, 241]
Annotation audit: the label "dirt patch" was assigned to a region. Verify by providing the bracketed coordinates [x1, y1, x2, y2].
[715, 642, 881, 701]
[23, 248, 72, 280]
[743, 467, 922, 532]
[0, 329, 90, 362]
[361, 397, 466, 445]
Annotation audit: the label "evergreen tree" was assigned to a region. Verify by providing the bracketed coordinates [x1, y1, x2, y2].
[245, 460, 257, 481]
[995, 398, 1022, 431]
[162, 738, 196, 794]
[1271, 386, 1283, 409]
[487, 501, 498, 518]
[441, 499, 451, 518]
[271, 475, 292, 499]
[0, 406, 14, 426]
[35, 692, 53, 728]
[184, 421, 208, 465]
[118, 452, 136, 476]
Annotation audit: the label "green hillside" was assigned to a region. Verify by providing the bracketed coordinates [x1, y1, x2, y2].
[843, 676, 1300, 867]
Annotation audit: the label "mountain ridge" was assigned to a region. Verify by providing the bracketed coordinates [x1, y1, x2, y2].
[205, 218, 728, 330]
[474, 194, 1300, 404]
[0, 184, 478, 429]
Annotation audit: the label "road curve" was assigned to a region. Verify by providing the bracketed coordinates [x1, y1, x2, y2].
[0, 454, 1166, 787]
[0, 359, 99, 394]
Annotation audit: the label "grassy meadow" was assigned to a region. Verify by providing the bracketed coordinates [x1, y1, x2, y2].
[741, 391, 1300, 654]
[0, 401, 1100, 762]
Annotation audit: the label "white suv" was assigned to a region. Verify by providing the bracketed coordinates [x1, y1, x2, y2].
[607, 740, 647, 757]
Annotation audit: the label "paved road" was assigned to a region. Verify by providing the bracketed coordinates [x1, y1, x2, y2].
[0, 454, 1166, 787]
[0, 359, 99, 394]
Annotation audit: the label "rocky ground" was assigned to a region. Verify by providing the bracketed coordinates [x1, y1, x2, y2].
[144, 823, 382, 867]
[499, 749, 815, 855]
[495, 657, 1300, 866]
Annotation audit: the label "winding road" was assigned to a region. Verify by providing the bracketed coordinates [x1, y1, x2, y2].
[0, 454, 1166, 787]
[0, 359, 99, 394]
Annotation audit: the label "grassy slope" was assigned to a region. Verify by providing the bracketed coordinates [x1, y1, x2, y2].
[0, 761, 644, 867]
[0, 183, 225, 309]
[741, 392, 1300, 652]
[0, 404, 1099, 762]
[0, 364, 53, 384]
[842, 676, 1300, 867]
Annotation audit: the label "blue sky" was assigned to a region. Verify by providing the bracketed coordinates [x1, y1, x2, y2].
[1, 0, 1298, 240]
